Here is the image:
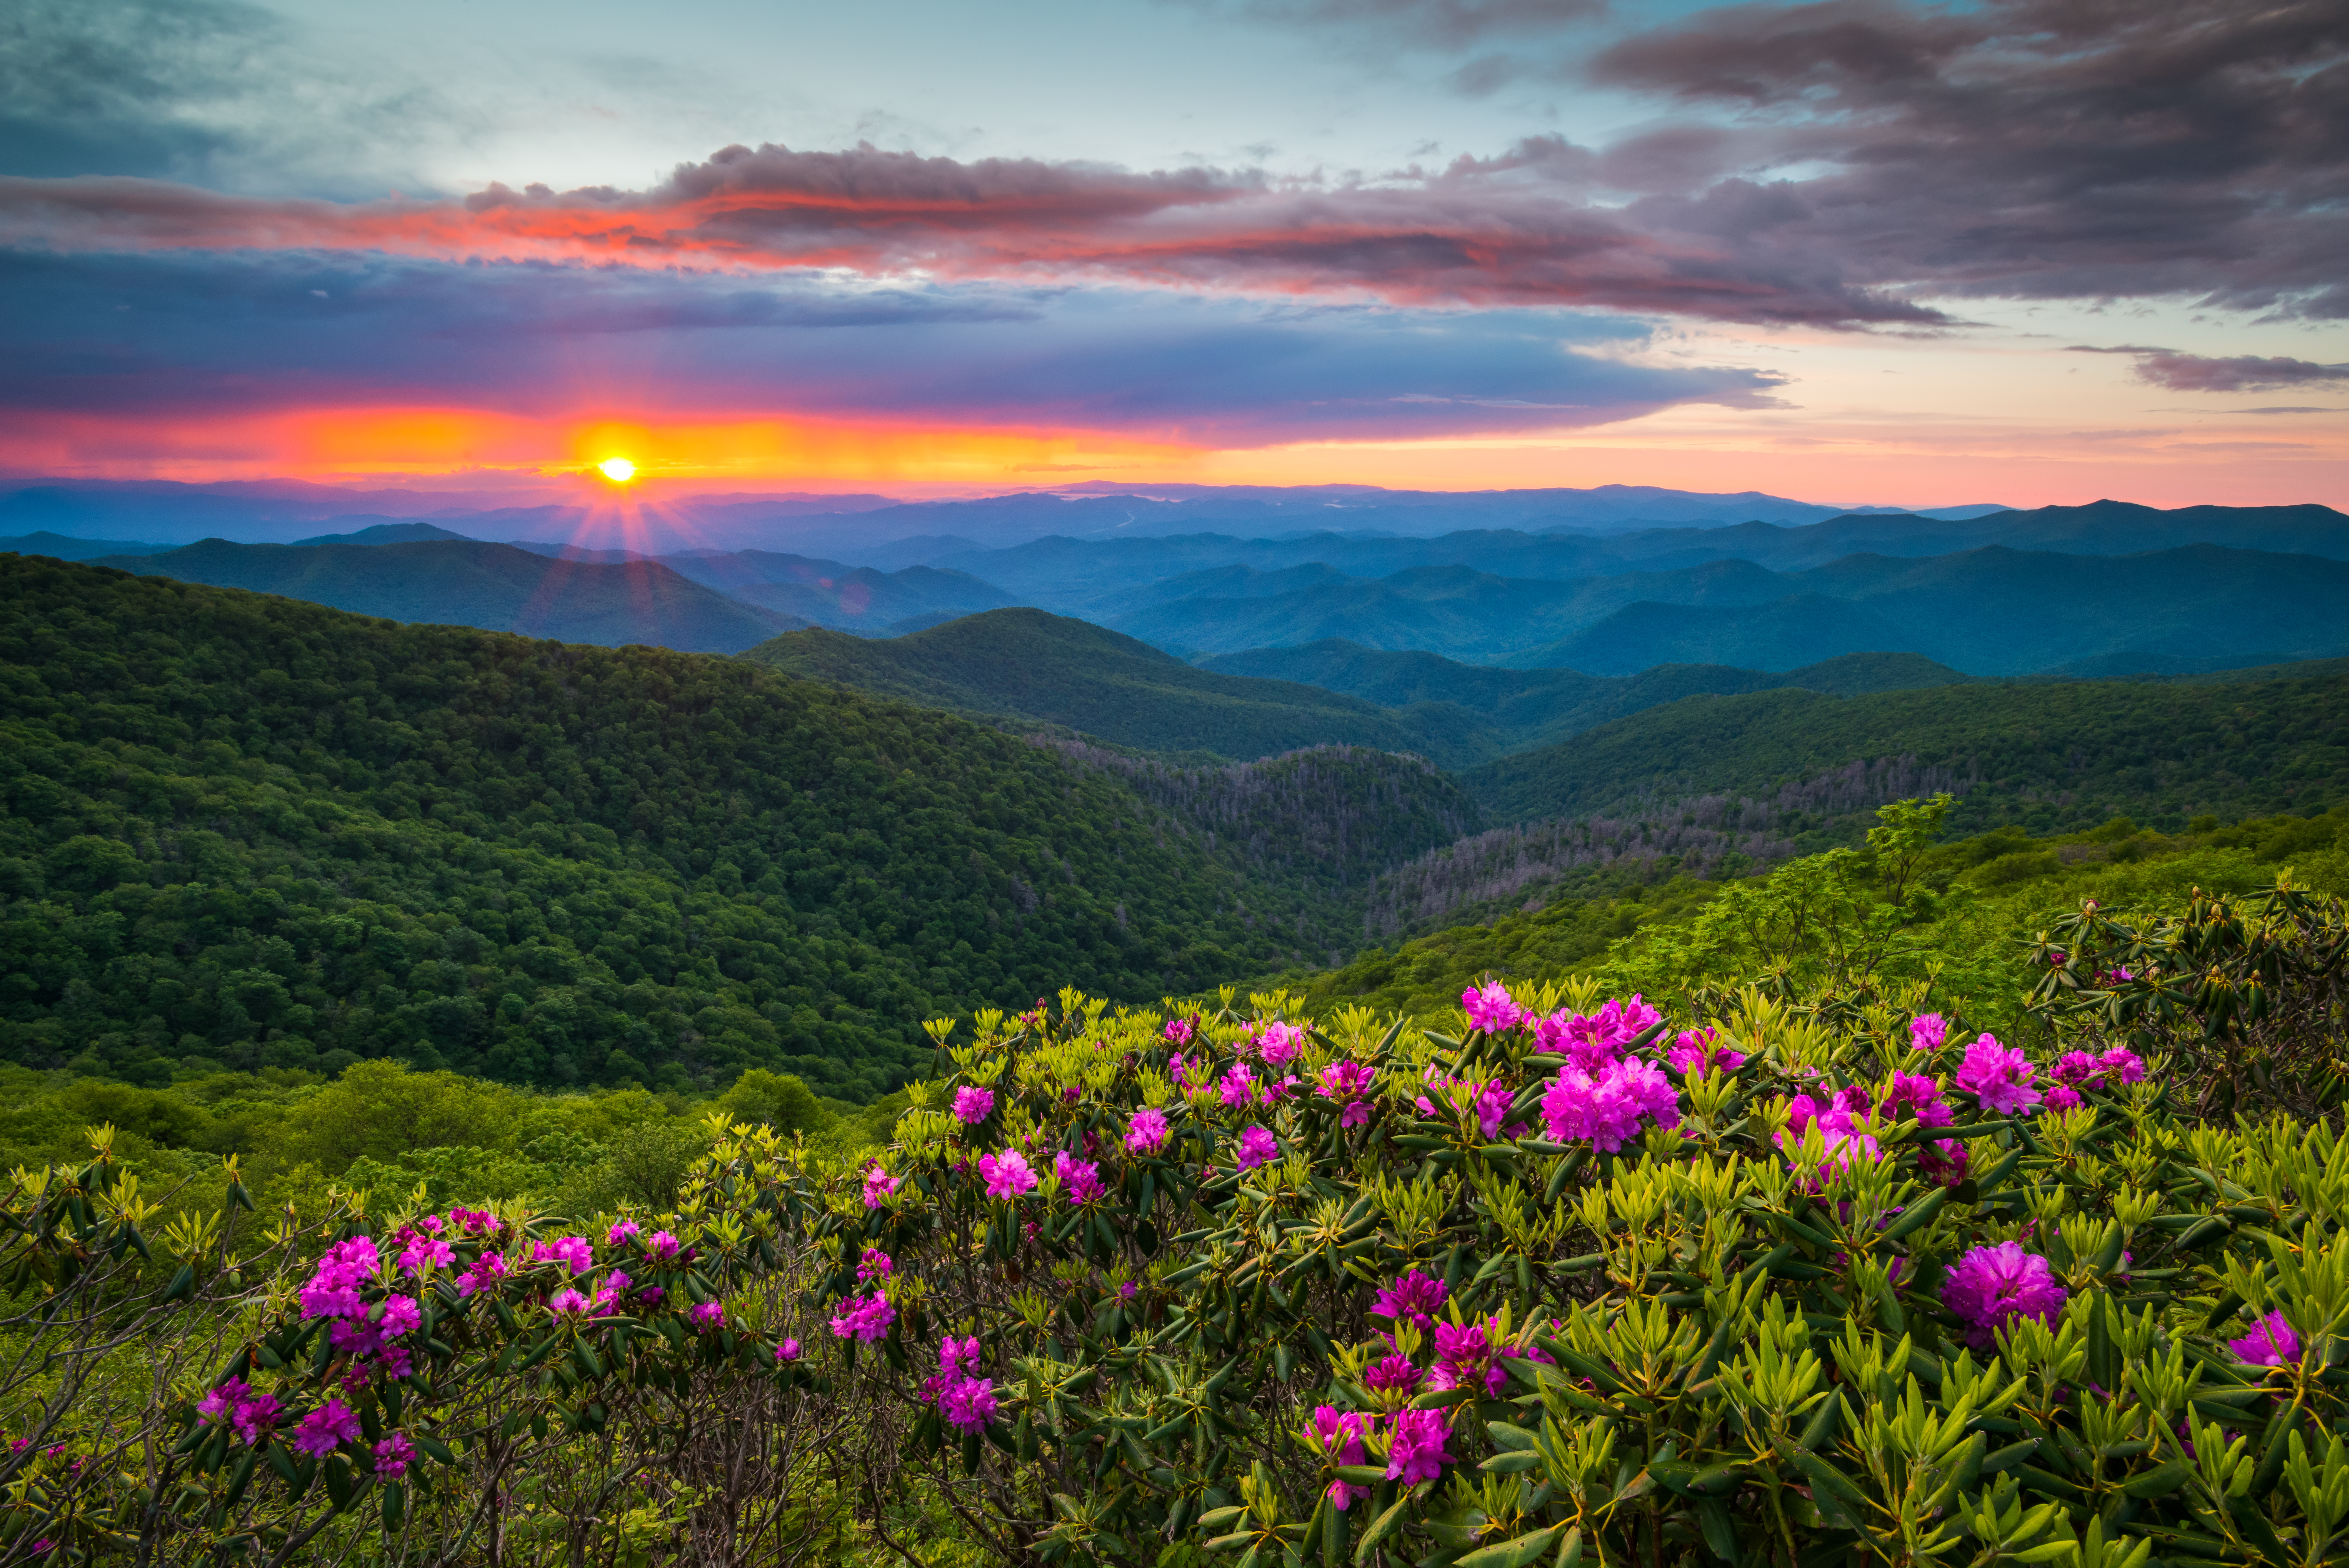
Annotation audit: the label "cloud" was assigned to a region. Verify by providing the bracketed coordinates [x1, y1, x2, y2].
[2071, 345, 2349, 392]
[0, 248, 1786, 444]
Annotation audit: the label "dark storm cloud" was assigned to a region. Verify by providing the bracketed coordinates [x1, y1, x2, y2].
[0, 248, 1785, 442]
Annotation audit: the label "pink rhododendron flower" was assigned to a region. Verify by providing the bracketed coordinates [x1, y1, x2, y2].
[2043, 1085, 2083, 1112]
[377, 1294, 422, 1338]
[1220, 1063, 1266, 1108]
[952, 1086, 996, 1125]
[1665, 1028, 1745, 1077]
[1317, 1062, 1377, 1128]
[1954, 1035, 2041, 1115]
[1942, 1243, 2067, 1348]
[1163, 1016, 1196, 1045]
[856, 1248, 893, 1282]
[198, 1379, 248, 1427]
[1462, 981, 1527, 1034]
[1254, 1020, 1304, 1065]
[289, 1400, 360, 1459]
[231, 1393, 280, 1447]
[1879, 1074, 1953, 1129]
[691, 1302, 724, 1330]
[774, 1338, 802, 1363]
[457, 1251, 507, 1298]
[398, 1236, 454, 1276]
[607, 1220, 641, 1245]
[939, 1376, 997, 1433]
[1311, 1407, 1374, 1509]
[862, 1164, 901, 1209]
[1919, 1139, 1969, 1187]
[1125, 1108, 1170, 1154]
[1428, 1317, 1506, 1398]
[532, 1236, 594, 1275]
[1055, 1151, 1104, 1204]
[941, 1335, 983, 1376]
[299, 1237, 382, 1320]
[550, 1288, 590, 1315]
[1909, 1014, 1949, 1053]
[1236, 1126, 1280, 1170]
[1540, 1056, 1681, 1151]
[2099, 1047, 2146, 1085]
[829, 1292, 895, 1343]
[1371, 1269, 1448, 1327]
[372, 1431, 414, 1479]
[1385, 1408, 1454, 1485]
[979, 1149, 1037, 1200]
[2231, 1312, 2300, 1368]
[647, 1231, 680, 1260]
[1364, 1355, 1423, 1397]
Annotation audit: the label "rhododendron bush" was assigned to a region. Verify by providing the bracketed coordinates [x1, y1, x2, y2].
[9, 939, 2349, 1566]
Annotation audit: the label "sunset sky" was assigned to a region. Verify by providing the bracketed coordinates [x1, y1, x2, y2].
[3, 0, 2344, 507]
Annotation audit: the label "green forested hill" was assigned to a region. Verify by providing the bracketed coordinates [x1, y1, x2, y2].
[1463, 667, 2349, 833]
[741, 607, 1491, 763]
[0, 559, 1455, 1099]
[1200, 641, 1969, 751]
[88, 538, 807, 654]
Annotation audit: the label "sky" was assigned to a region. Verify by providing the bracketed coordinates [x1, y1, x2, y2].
[1, 0, 2344, 507]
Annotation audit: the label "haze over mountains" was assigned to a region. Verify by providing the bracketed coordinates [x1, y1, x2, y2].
[10, 488, 2344, 677]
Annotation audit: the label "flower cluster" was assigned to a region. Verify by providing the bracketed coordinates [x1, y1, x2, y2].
[196, 1378, 282, 1447]
[2231, 1312, 2300, 1368]
[2044, 1046, 2148, 1109]
[829, 1291, 896, 1343]
[862, 1164, 901, 1209]
[1534, 995, 1663, 1072]
[1462, 981, 1529, 1034]
[1370, 1269, 1447, 1328]
[1250, 1020, 1305, 1065]
[1054, 1150, 1104, 1204]
[1310, 1407, 1374, 1508]
[1665, 1026, 1745, 1078]
[926, 1337, 997, 1433]
[952, 1086, 996, 1125]
[1235, 1125, 1280, 1171]
[1316, 1061, 1378, 1128]
[979, 1149, 1036, 1200]
[1540, 1053, 1681, 1151]
[1953, 1035, 2041, 1115]
[1942, 1242, 2068, 1348]
[1125, 1107, 1170, 1155]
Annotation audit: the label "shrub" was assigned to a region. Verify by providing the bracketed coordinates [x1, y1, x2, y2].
[8, 933, 2349, 1567]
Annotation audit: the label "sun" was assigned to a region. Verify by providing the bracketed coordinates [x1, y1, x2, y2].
[596, 456, 637, 483]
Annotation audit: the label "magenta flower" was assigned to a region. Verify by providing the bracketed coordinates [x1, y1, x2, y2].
[952, 1086, 996, 1125]
[1918, 1139, 1969, 1187]
[198, 1379, 248, 1427]
[289, 1400, 361, 1459]
[533, 1236, 594, 1275]
[1428, 1317, 1506, 1398]
[2100, 1046, 2146, 1084]
[1385, 1408, 1454, 1485]
[691, 1301, 724, 1331]
[2043, 1085, 2083, 1112]
[1910, 1013, 1949, 1053]
[298, 1236, 382, 1320]
[1954, 1035, 2041, 1115]
[1461, 981, 1526, 1034]
[1942, 1243, 2067, 1348]
[1311, 1407, 1373, 1509]
[829, 1291, 895, 1343]
[647, 1231, 680, 1260]
[1255, 1020, 1305, 1065]
[1880, 1073, 1953, 1128]
[1540, 1056, 1681, 1151]
[1236, 1126, 1280, 1170]
[1533, 996, 1661, 1072]
[774, 1338, 802, 1363]
[1054, 1151, 1104, 1205]
[1364, 1355, 1424, 1397]
[856, 1248, 893, 1282]
[549, 1288, 590, 1315]
[1665, 1027, 1745, 1077]
[377, 1294, 423, 1338]
[2231, 1312, 2300, 1368]
[230, 1393, 281, 1446]
[607, 1219, 641, 1245]
[979, 1149, 1037, 1200]
[862, 1164, 901, 1209]
[1371, 1269, 1448, 1327]
[939, 1376, 997, 1433]
[1125, 1107, 1171, 1155]
[940, 1334, 983, 1375]
[397, 1236, 454, 1276]
[371, 1431, 415, 1479]
[1163, 1016, 1196, 1045]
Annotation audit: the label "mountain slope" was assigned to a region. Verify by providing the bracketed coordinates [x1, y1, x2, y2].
[90, 539, 807, 654]
[740, 608, 1489, 763]
[1463, 666, 2349, 834]
[0, 558, 1469, 1095]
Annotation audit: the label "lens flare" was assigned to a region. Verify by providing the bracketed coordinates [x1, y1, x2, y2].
[597, 456, 637, 482]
